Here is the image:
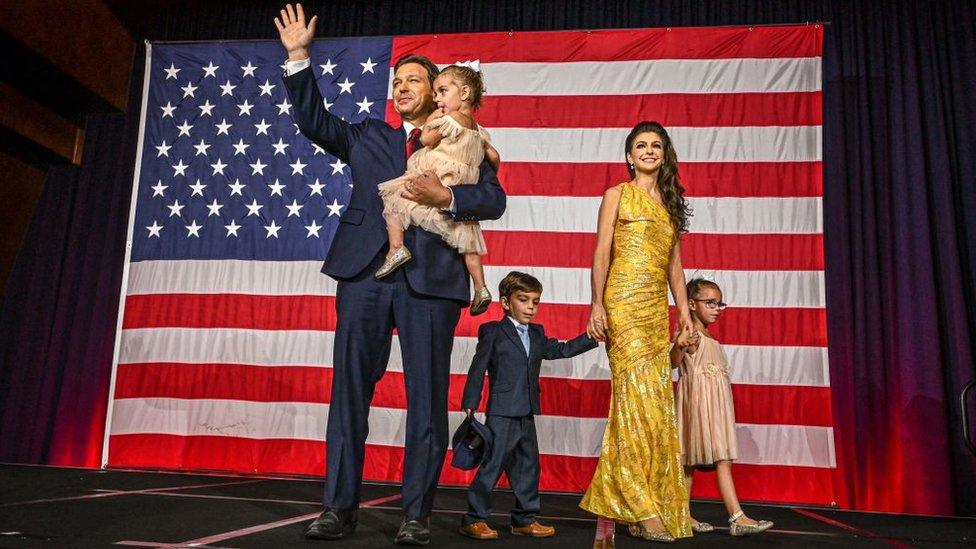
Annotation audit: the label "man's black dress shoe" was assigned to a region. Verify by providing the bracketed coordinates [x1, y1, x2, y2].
[305, 508, 357, 540]
[394, 516, 431, 546]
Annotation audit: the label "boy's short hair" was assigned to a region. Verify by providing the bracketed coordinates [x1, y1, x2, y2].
[498, 271, 543, 301]
[393, 53, 440, 88]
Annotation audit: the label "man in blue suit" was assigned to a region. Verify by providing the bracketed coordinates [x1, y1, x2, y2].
[275, 4, 506, 545]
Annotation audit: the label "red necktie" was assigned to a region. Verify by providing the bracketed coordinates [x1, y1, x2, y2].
[405, 127, 422, 160]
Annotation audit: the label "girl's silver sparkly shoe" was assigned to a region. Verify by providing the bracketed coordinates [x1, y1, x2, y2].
[691, 520, 715, 533]
[469, 286, 492, 316]
[375, 246, 412, 278]
[728, 510, 773, 537]
[627, 523, 674, 543]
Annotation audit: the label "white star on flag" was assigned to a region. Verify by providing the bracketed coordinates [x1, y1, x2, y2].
[356, 97, 374, 113]
[160, 102, 176, 118]
[198, 100, 216, 116]
[164, 63, 180, 79]
[210, 158, 227, 175]
[171, 159, 189, 176]
[241, 61, 257, 77]
[185, 220, 203, 237]
[206, 199, 224, 216]
[264, 220, 282, 238]
[286, 199, 304, 217]
[232, 138, 250, 155]
[322, 97, 333, 111]
[245, 199, 264, 216]
[167, 199, 185, 217]
[361, 57, 377, 74]
[267, 179, 286, 196]
[202, 61, 219, 77]
[259, 80, 276, 96]
[337, 77, 355, 94]
[220, 80, 236, 96]
[215, 118, 232, 135]
[330, 159, 347, 175]
[189, 179, 207, 196]
[181, 81, 197, 98]
[254, 119, 271, 135]
[151, 180, 167, 197]
[305, 219, 322, 238]
[276, 99, 292, 115]
[146, 221, 163, 237]
[155, 140, 171, 157]
[237, 99, 254, 116]
[327, 199, 344, 216]
[177, 120, 193, 137]
[290, 158, 308, 175]
[312, 144, 326, 155]
[320, 59, 337, 75]
[193, 139, 211, 156]
[224, 219, 242, 236]
[308, 179, 326, 196]
[271, 138, 290, 155]
[228, 179, 246, 196]
[250, 158, 267, 175]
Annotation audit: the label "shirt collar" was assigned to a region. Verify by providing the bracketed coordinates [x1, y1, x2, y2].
[402, 120, 417, 135]
[508, 316, 527, 330]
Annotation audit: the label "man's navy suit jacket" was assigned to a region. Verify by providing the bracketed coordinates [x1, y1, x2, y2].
[282, 67, 506, 303]
[461, 320, 598, 417]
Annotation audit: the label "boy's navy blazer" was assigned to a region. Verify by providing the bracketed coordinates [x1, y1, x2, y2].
[282, 67, 506, 304]
[461, 320, 597, 417]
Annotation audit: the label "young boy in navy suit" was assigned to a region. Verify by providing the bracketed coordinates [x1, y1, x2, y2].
[459, 271, 598, 540]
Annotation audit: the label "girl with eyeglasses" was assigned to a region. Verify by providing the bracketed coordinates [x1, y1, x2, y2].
[670, 278, 773, 537]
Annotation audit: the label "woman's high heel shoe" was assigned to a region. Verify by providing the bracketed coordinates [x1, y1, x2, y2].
[728, 510, 773, 537]
[691, 520, 714, 533]
[469, 286, 492, 316]
[375, 246, 412, 278]
[627, 523, 674, 543]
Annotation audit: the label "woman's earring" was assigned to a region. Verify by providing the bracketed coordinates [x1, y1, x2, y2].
[628, 163, 634, 171]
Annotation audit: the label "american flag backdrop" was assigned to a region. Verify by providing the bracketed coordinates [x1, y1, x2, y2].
[105, 25, 833, 505]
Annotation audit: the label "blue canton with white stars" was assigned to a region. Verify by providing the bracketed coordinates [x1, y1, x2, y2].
[133, 38, 392, 261]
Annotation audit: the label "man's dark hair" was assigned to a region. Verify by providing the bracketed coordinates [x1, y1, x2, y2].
[498, 271, 543, 301]
[393, 54, 440, 87]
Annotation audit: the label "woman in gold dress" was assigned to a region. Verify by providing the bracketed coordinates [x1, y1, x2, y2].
[580, 121, 695, 544]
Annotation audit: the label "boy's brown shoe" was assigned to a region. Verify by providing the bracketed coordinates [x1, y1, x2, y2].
[511, 521, 555, 537]
[459, 522, 499, 540]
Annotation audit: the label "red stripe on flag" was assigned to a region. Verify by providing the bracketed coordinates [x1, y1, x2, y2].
[496, 162, 823, 198]
[107, 435, 834, 504]
[114, 363, 832, 426]
[122, 294, 827, 347]
[483, 231, 825, 271]
[391, 26, 823, 63]
[386, 92, 822, 128]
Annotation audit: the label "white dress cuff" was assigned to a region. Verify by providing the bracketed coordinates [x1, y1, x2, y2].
[284, 58, 311, 76]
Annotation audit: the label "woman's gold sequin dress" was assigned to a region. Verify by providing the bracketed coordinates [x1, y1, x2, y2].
[579, 182, 692, 539]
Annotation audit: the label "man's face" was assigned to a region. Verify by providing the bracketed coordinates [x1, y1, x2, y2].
[391, 63, 435, 120]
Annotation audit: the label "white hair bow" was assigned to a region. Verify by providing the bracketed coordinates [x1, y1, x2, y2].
[453, 59, 481, 72]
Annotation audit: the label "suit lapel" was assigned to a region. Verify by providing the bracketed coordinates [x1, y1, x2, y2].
[500, 320, 527, 357]
[528, 324, 543, 364]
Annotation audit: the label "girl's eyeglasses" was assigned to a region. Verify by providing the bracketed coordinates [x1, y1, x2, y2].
[693, 299, 727, 311]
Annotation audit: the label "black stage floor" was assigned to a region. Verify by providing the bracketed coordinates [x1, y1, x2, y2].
[1, 465, 974, 548]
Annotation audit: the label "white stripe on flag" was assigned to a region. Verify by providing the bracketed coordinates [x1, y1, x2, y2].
[488, 126, 822, 163]
[392, 57, 823, 95]
[110, 397, 835, 467]
[126, 260, 823, 307]
[119, 327, 830, 387]
[482, 196, 824, 234]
